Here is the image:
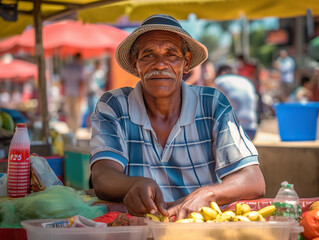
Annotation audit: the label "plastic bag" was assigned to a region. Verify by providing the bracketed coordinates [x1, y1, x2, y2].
[0, 173, 7, 197]
[0, 186, 107, 228]
[30, 153, 63, 192]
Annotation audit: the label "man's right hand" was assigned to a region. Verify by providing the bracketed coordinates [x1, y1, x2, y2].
[91, 159, 168, 217]
[123, 178, 168, 217]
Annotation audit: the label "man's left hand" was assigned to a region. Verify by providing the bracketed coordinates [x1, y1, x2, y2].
[167, 187, 213, 220]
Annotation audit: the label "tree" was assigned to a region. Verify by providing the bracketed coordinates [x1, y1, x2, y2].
[249, 28, 276, 67]
[198, 32, 219, 57]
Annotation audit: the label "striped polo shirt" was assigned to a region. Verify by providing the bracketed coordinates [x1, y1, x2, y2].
[90, 81, 258, 202]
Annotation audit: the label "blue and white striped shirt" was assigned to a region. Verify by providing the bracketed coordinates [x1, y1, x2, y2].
[90, 81, 259, 202]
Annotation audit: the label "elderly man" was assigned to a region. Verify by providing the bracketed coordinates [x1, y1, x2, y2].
[90, 14, 265, 220]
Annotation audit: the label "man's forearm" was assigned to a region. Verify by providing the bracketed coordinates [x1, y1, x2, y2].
[91, 160, 144, 201]
[205, 165, 265, 206]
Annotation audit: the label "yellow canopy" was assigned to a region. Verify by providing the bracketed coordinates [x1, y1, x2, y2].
[1, 0, 319, 39]
[0, 0, 104, 39]
[78, 0, 319, 23]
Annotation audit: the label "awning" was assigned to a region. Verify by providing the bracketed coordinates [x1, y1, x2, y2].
[1, 0, 319, 39]
[0, 20, 129, 58]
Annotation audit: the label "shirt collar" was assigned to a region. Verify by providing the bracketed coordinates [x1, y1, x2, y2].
[128, 81, 198, 127]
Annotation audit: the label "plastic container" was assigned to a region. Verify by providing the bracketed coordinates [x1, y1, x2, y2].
[7, 123, 31, 198]
[21, 219, 149, 240]
[45, 156, 64, 182]
[149, 221, 303, 240]
[274, 102, 319, 141]
[64, 146, 90, 189]
[270, 181, 302, 223]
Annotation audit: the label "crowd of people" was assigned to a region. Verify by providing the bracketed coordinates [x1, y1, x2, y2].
[58, 54, 107, 133]
[179, 48, 319, 141]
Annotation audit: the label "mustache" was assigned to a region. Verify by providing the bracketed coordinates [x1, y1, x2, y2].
[144, 70, 174, 80]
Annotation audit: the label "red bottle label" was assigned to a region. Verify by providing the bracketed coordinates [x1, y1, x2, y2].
[7, 148, 30, 198]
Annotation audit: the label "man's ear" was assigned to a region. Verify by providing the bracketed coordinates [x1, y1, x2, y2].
[183, 51, 192, 74]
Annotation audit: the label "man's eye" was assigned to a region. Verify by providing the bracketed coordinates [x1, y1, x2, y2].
[142, 54, 153, 59]
[166, 52, 176, 57]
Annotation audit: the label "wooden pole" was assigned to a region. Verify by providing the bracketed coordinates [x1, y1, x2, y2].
[34, 0, 50, 145]
[240, 14, 249, 59]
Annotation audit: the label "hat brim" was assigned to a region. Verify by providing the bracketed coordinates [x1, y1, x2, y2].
[115, 24, 208, 77]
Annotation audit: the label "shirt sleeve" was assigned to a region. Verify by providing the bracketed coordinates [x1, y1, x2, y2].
[89, 94, 128, 169]
[212, 91, 259, 179]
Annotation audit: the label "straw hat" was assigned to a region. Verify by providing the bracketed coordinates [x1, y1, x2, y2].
[115, 14, 208, 76]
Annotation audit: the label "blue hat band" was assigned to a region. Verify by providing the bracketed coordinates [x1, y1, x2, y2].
[142, 16, 182, 28]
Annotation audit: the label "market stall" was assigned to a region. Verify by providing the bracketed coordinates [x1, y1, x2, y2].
[1, 189, 319, 240]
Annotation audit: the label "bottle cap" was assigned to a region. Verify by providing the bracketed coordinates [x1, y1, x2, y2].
[16, 123, 26, 128]
[281, 181, 293, 188]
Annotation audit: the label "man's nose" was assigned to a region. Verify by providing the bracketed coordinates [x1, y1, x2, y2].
[152, 56, 169, 70]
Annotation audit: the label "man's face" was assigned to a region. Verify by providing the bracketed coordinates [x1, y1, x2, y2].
[132, 30, 191, 99]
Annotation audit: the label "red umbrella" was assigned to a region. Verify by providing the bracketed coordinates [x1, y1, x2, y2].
[0, 59, 37, 82]
[0, 20, 129, 58]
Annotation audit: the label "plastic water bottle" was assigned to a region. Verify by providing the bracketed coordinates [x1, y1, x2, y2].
[7, 123, 31, 198]
[270, 181, 302, 222]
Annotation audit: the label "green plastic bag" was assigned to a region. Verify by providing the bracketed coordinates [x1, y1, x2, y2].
[0, 186, 107, 228]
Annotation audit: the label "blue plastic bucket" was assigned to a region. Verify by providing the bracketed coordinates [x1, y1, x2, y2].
[274, 102, 319, 141]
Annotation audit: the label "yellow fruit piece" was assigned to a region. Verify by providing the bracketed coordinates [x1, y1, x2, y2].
[258, 215, 266, 221]
[241, 204, 251, 214]
[233, 215, 251, 222]
[206, 220, 217, 223]
[193, 218, 204, 223]
[145, 213, 160, 222]
[216, 213, 231, 222]
[189, 212, 204, 220]
[309, 201, 319, 211]
[223, 211, 236, 218]
[243, 211, 261, 221]
[258, 205, 277, 218]
[199, 207, 218, 220]
[158, 215, 169, 222]
[175, 218, 194, 223]
[210, 202, 222, 214]
[235, 203, 242, 215]
[145, 213, 169, 222]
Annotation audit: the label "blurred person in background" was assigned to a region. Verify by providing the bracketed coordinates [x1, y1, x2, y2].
[273, 49, 295, 102]
[0, 85, 10, 107]
[236, 55, 262, 124]
[201, 59, 216, 87]
[11, 86, 22, 108]
[236, 55, 258, 86]
[86, 60, 106, 120]
[60, 53, 85, 134]
[213, 65, 258, 140]
[287, 76, 314, 102]
[183, 65, 202, 85]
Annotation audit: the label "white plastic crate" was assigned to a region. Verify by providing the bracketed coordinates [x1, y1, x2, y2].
[149, 221, 303, 240]
[21, 219, 149, 240]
